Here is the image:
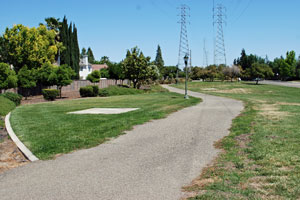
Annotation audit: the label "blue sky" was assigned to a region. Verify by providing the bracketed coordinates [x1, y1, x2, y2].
[1, 0, 300, 68]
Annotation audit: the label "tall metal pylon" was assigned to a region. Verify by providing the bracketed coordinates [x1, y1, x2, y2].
[203, 38, 209, 67]
[213, 3, 227, 65]
[177, 4, 190, 70]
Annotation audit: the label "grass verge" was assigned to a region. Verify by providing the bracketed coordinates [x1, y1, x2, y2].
[10, 90, 200, 160]
[173, 82, 300, 199]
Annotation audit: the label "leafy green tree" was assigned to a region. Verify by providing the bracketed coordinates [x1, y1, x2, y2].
[87, 47, 95, 64]
[0, 24, 59, 72]
[17, 66, 37, 99]
[37, 62, 57, 87]
[86, 70, 101, 84]
[245, 63, 274, 84]
[109, 62, 125, 84]
[206, 65, 218, 82]
[161, 66, 178, 80]
[123, 47, 151, 88]
[80, 48, 87, 58]
[100, 68, 109, 78]
[98, 56, 111, 65]
[54, 64, 75, 98]
[0, 63, 18, 93]
[43, 17, 61, 32]
[154, 45, 164, 72]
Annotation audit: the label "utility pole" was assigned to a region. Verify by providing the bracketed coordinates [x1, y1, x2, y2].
[177, 4, 190, 81]
[213, 3, 227, 66]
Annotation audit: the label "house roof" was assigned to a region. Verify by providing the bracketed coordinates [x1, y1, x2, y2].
[92, 64, 108, 71]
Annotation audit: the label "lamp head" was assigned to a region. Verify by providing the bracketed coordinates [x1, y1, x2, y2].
[184, 54, 189, 65]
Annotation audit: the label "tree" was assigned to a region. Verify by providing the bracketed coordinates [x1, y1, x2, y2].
[87, 47, 95, 64]
[123, 47, 152, 88]
[206, 65, 218, 82]
[43, 17, 61, 32]
[100, 68, 109, 78]
[0, 24, 59, 72]
[86, 70, 101, 84]
[17, 66, 37, 99]
[0, 62, 18, 93]
[245, 63, 274, 84]
[53, 64, 75, 98]
[80, 48, 87, 58]
[223, 65, 241, 82]
[161, 66, 178, 80]
[109, 62, 125, 84]
[59, 16, 80, 79]
[154, 45, 164, 72]
[37, 62, 57, 87]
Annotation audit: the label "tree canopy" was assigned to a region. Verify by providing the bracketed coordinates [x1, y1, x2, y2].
[0, 24, 60, 72]
[154, 45, 164, 72]
[0, 62, 18, 92]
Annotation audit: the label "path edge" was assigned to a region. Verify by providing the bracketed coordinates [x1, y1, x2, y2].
[5, 112, 39, 162]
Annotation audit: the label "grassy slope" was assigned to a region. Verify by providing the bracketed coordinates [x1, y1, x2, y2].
[0, 96, 16, 129]
[10, 91, 200, 160]
[173, 82, 300, 200]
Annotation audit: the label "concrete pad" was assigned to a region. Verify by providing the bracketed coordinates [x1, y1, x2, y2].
[68, 108, 139, 114]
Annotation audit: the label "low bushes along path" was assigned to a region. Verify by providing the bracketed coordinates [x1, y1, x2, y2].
[0, 86, 242, 200]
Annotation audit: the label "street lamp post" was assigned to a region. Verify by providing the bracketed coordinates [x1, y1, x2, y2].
[184, 54, 189, 99]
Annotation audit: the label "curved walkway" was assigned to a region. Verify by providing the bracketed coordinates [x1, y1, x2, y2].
[0, 85, 243, 200]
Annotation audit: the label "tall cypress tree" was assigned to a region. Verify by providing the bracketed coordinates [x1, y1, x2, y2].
[87, 47, 95, 64]
[59, 16, 70, 66]
[155, 45, 164, 71]
[59, 16, 80, 79]
[73, 25, 80, 79]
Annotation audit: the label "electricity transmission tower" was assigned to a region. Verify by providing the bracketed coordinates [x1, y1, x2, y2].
[203, 39, 209, 67]
[177, 4, 190, 70]
[213, 3, 227, 65]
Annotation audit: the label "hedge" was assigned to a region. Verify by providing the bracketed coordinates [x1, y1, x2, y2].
[42, 89, 59, 101]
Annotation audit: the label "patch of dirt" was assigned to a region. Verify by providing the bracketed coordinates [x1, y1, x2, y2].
[202, 88, 217, 91]
[260, 104, 290, 120]
[277, 102, 300, 106]
[21, 91, 81, 105]
[214, 88, 252, 94]
[235, 133, 251, 148]
[0, 128, 28, 173]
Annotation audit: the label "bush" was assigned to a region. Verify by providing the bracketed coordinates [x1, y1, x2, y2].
[99, 89, 109, 97]
[90, 85, 99, 96]
[79, 86, 98, 97]
[1, 92, 23, 106]
[0, 96, 16, 116]
[42, 89, 59, 101]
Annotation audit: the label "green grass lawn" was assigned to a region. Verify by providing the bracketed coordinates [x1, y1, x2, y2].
[10, 90, 200, 160]
[0, 96, 16, 130]
[173, 81, 300, 199]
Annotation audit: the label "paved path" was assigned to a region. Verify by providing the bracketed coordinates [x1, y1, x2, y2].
[262, 80, 300, 88]
[0, 85, 243, 200]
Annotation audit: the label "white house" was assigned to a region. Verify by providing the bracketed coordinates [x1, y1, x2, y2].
[79, 55, 109, 80]
[79, 55, 92, 80]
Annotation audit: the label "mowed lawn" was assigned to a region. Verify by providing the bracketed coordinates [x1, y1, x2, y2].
[174, 82, 300, 200]
[10, 91, 200, 160]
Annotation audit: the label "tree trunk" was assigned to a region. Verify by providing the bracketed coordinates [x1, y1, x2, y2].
[256, 80, 259, 85]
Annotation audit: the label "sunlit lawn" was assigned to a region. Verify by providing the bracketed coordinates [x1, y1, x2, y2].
[174, 81, 300, 199]
[10, 91, 200, 160]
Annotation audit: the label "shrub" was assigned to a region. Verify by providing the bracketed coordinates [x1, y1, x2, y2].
[0, 96, 16, 116]
[1, 92, 23, 106]
[42, 89, 59, 101]
[90, 85, 99, 96]
[99, 89, 109, 97]
[79, 86, 98, 97]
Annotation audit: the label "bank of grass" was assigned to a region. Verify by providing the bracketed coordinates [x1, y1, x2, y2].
[173, 82, 300, 199]
[10, 89, 200, 160]
[0, 96, 16, 129]
[99, 84, 168, 96]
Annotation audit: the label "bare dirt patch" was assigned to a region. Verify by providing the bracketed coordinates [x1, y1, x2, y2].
[0, 128, 28, 173]
[260, 104, 290, 120]
[202, 88, 217, 91]
[214, 88, 252, 94]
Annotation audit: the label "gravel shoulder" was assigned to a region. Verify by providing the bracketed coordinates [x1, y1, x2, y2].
[0, 85, 243, 200]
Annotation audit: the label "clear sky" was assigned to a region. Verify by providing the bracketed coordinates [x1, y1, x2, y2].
[1, 0, 300, 68]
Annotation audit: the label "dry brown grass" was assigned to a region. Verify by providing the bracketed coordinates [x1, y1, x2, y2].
[214, 88, 252, 94]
